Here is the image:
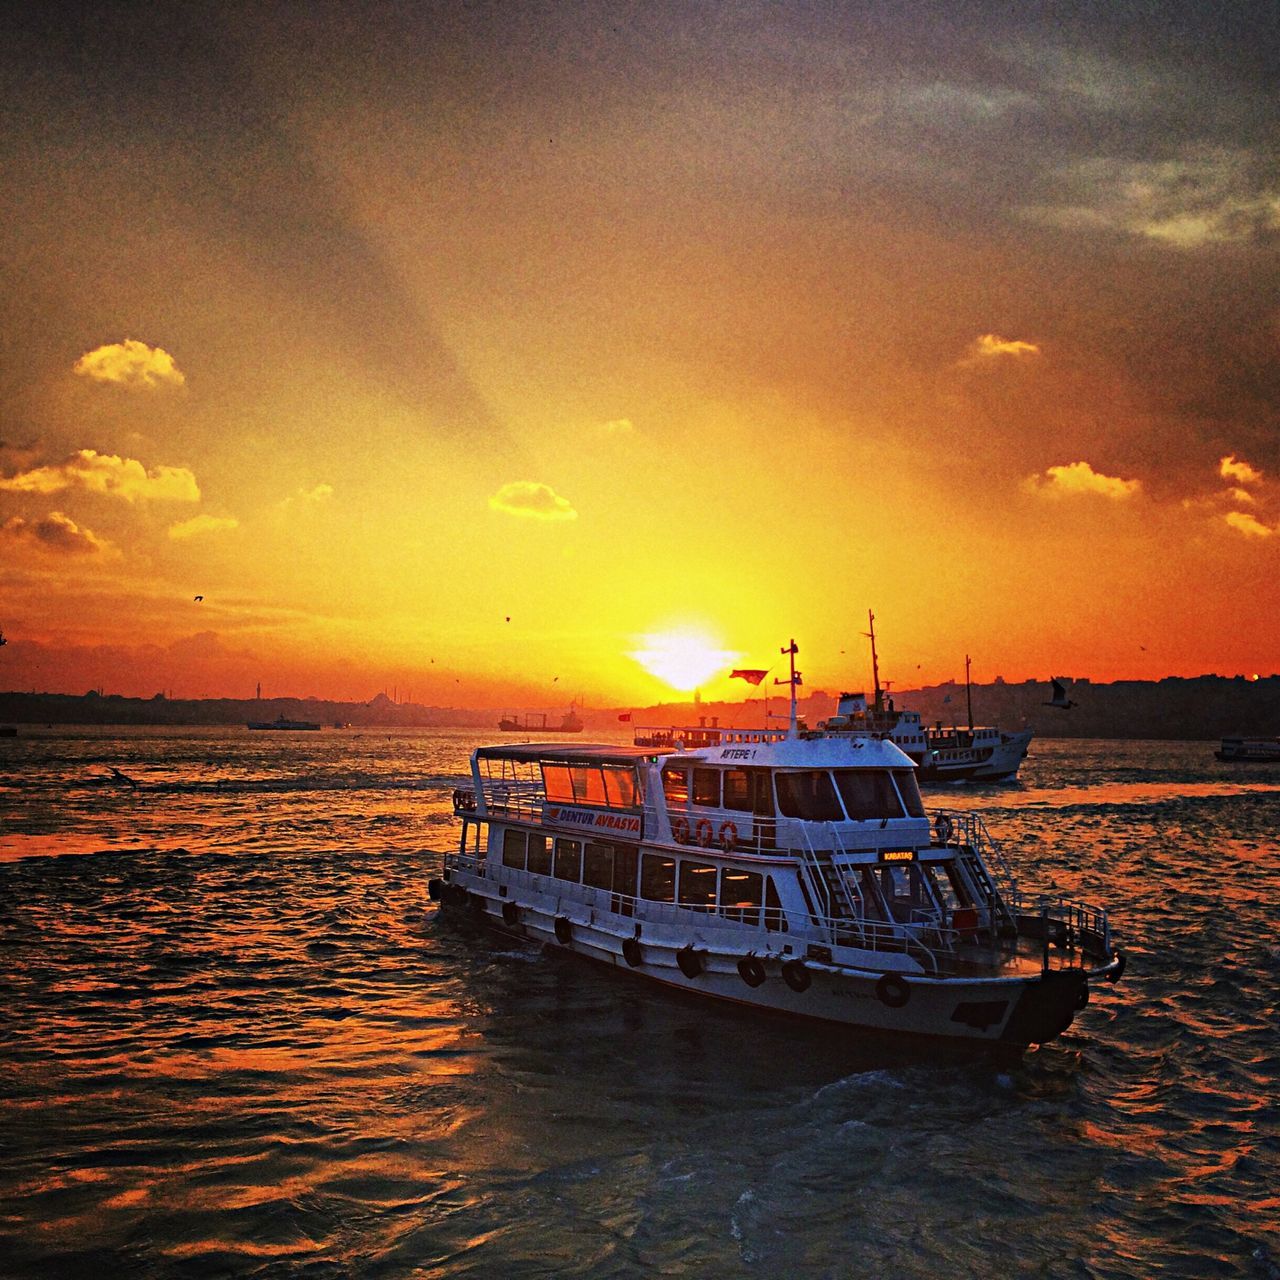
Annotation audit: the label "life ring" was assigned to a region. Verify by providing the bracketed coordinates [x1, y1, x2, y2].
[718, 820, 738, 852]
[501, 901, 520, 927]
[428, 878, 443, 901]
[672, 816, 691, 845]
[781, 959, 811, 993]
[934, 815, 954, 845]
[875, 973, 911, 1008]
[554, 916, 573, 946]
[677, 945, 703, 978]
[1107, 951, 1126, 984]
[622, 937, 643, 967]
[695, 818, 714, 848]
[737, 955, 766, 988]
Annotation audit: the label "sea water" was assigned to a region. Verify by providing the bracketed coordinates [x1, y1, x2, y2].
[1, 729, 1277, 1278]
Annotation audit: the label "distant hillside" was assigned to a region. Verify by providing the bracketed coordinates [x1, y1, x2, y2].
[1, 674, 1277, 739]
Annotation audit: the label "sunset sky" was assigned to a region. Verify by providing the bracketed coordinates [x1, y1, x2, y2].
[1, 3, 1277, 706]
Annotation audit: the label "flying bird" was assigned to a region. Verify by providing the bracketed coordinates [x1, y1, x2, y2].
[505, 615, 511, 622]
[1043, 678, 1077, 710]
[194, 595, 203, 602]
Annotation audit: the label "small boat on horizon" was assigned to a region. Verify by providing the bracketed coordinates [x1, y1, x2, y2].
[433, 640, 1122, 1053]
[247, 715, 322, 731]
[1215, 736, 1280, 762]
[498, 702, 584, 734]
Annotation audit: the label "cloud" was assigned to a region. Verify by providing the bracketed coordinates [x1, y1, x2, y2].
[1028, 461, 1141, 499]
[1024, 148, 1280, 249]
[1220, 454, 1263, 485]
[0, 511, 114, 556]
[600, 418, 635, 436]
[278, 482, 335, 510]
[488, 481, 578, 521]
[1227, 487, 1256, 505]
[73, 339, 186, 390]
[168, 514, 240, 540]
[962, 334, 1042, 363]
[1225, 511, 1273, 538]
[0, 449, 200, 502]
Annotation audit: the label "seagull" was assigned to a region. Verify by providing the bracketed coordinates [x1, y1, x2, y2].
[505, 615, 511, 622]
[1043, 678, 1077, 710]
[110, 766, 139, 789]
[194, 595, 204, 602]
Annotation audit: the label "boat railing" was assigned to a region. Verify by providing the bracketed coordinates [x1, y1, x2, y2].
[933, 808, 1020, 903]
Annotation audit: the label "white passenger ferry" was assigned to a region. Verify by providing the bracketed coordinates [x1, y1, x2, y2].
[432, 646, 1123, 1051]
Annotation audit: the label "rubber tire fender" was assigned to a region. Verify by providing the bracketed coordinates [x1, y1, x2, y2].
[428, 878, 443, 901]
[622, 936, 643, 967]
[781, 959, 811, 993]
[554, 916, 573, 946]
[677, 946, 703, 979]
[737, 955, 767, 988]
[875, 973, 911, 1009]
[501, 901, 520, 927]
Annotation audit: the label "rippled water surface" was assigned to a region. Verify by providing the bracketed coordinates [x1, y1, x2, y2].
[2, 730, 1278, 1278]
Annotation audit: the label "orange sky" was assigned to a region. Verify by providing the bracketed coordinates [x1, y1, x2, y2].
[1, 5, 1277, 706]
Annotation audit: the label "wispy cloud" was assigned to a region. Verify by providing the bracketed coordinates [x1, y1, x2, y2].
[488, 481, 578, 521]
[168, 514, 239, 540]
[600, 418, 635, 436]
[1225, 511, 1273, 538]
[1220, 454, 1263, 485]
[0, 511, 114, 555]
[73, 339, 186, 390]
[961, 333, 1042, 364]
[1024, 148, 1280, 249]
[0, 449, 199, 502]
[278, 482, 335, 510]
[1028, 461, 1141, 499]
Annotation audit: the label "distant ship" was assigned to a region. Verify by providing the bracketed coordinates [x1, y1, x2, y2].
[499, 703, 584, 734]
[1215, 736, 1280, 763]
[247, 715, 322, 731]
[820, 613, 1032, 783]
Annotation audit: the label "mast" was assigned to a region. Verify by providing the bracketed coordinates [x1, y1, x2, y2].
[868, 610, 883, 713]
[965, 654, 973, 731]
[775, 639, 801, 737]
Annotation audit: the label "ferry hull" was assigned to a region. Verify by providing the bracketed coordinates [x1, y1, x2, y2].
[435, 872, 1105, 1051]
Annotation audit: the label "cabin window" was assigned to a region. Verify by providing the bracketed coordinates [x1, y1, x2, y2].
[570, 765, 609, 807]
[920, 862, 965, 912]
[582, 842, 614, 891]
[612, 845, 639, 899]
[764, 877, 787, 931]
[775, 770, 844, 821]
[720, 867, 762, 924]
[692, 769, 720, 807]
[541, 764, 574, 803]
[526, 834, 552, 876]
[662, 766, 689, 807]
[602, 765, 640, 808]
[832, 769, 905, 820]
[877, 863, 935, 923]
[678, 860, 717, 911]
[723, 769, 751, 812]
[502, 829, 526, 870]
[891, 769, 926, 817]
[554, 837, 582, 882]
[858, 868, 888, 921]
[640, 853, 676, 902]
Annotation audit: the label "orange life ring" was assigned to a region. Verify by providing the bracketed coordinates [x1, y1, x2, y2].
[718, 820, 738, 851]
[695, 818, 714, 847]
[672, 815, 691, 844]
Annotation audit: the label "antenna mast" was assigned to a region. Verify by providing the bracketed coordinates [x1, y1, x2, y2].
[868, 610, 883, 713]
[775, 639, 801, 737]
[965, 654, 973, 731]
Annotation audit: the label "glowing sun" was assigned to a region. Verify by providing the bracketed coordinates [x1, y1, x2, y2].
[629, 629, 735, 692]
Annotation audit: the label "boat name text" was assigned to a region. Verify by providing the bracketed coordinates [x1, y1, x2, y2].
[543, 806, 643, 834]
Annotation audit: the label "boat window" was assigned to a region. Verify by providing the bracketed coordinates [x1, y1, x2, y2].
[723, 769, 751, 812]
[832, 770, 905, 820]
[877, 863, 936, 923]
[583, 841, 614, 891]
[764, 877, 786, 931]
[662, 766, 689, 807]
[720, 867, 762, 924]
[541, 764, 574, 803]
[920, 862, 964, 912]
[858, 868, 889, 921]
[640, 853, 676, 902]
[891, 769, 926, 818]
[692, 769, 720, 807]
[678, 860, 717, 911]
[602, 765, 640, 808]
[749, 769, 775, 817]
[502, 829, 526, 870]
[775, 771, 844, 821]
[526, 834, 552, 876]
[571, 765, 608, 807]
[612, 845, 639, 899]
[554, 838, 582, 882]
